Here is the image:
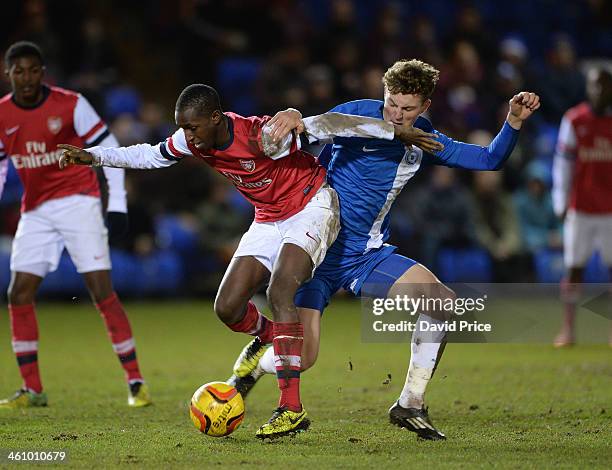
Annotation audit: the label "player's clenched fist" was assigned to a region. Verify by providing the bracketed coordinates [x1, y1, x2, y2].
[506, 91, 541, 129]
[57, 144, 94, 169]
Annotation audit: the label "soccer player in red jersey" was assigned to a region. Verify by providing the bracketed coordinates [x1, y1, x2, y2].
[59, 83, 436, 438]
[552, 67, 612, 347]
[0, 41, 151, 409]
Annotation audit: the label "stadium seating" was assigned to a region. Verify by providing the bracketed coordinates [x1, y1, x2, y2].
[155, 215, 199, 256]
[533, 248, 609, 283]
[0, 249, 184, 298]
[216, 58, 261, 116]
[436, 248, 493, 282]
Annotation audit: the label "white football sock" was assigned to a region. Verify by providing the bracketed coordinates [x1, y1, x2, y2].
[259, 346, 276, 374]
[399, 313, 446, 409]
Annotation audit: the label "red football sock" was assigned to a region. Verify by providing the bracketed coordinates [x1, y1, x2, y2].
[9, 303, 42, 393]
[96, 293, 142, 383]
[228, 301, 274, 344]
[273, 322, 303, 412]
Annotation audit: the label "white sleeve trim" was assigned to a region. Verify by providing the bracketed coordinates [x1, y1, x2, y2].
[165, 128, 192, 157]
[95, 132, 119, 149]
[74, 94, 109, 145]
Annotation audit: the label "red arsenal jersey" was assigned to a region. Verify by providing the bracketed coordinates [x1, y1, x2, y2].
[160, 112, 326, 222]
[0, 85, 111, 212]
[556, 102, 612, 213]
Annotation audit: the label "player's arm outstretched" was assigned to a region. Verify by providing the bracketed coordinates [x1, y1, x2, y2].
[59, 129, 192, 170]
[263, 108, 444, 155]
[428, 91, 540, 171]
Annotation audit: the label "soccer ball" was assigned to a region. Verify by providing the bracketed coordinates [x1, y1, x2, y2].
[189, 381, 245, 437]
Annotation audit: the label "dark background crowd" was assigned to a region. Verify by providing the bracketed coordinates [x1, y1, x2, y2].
[0, 0, 611, 296]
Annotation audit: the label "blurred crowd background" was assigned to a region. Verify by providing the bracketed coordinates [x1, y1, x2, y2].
[0, 0, 611, 297]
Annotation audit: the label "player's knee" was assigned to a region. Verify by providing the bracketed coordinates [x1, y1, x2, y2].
[89, 285, 114, 304]
[83, 271, 114, 303]
[213, 294, 244, 325]
[442, 285, 457, 302]
[421, 280, 456, 321]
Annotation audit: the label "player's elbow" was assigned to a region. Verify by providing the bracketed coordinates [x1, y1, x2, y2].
[487, 153, 508, 171]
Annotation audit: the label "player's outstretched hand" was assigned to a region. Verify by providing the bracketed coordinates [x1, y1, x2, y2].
[58, 144, 94, 169]
[394, 125, 444, 154]
[267, 108, 305, 143]
[507, 91, 540, 129]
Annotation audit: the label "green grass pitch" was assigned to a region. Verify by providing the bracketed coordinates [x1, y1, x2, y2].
[1, 299, 611, 468]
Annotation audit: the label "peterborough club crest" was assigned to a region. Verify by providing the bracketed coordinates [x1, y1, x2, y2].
[404, 149, 419, 165]
[47, 116, 63, 135]
[239, 159, 256, 172]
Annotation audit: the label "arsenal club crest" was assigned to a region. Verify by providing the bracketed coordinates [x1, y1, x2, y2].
[239, 159, 256, 172]
[47, 116, 62, 135]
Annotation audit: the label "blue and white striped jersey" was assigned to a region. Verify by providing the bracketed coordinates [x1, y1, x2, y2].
[316, 99, 519, 260]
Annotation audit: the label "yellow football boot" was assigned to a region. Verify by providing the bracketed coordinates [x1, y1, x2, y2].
[227, 337, 268, 398]
[233, 337, 268, 378]
[255, 406, 310, 439]
[128, 382, 152, 407]
[0, 389, 48, 409]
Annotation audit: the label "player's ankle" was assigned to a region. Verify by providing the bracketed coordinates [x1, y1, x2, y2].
[283, 403, 302, 413]
[399, 395, 423, 409]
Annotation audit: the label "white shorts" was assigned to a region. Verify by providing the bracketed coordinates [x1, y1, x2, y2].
[11, 195, 111, 277]
[233, 183, 340, 274]
[564, 209, 612, 268]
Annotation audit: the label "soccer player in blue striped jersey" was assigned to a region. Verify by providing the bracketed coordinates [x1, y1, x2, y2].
[231, 59, 540, 440]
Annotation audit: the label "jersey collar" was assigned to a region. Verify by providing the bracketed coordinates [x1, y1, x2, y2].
[214, 114, 234, 151]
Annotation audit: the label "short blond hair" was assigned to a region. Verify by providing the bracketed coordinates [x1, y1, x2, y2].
[382, 59, 440, 99]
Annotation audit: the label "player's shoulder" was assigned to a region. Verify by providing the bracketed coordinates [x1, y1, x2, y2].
[0, 93, 13, 120]
[414, 115, 434, 133]
[47, 85, 80, 101]
[0, 92, 12, 106]
[226, 111, 268, 133]
[564, 102, 592, 123]
[331, 99, 383, 118]
[45, 85, 81, 113]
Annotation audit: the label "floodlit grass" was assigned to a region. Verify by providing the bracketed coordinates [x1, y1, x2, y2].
[1, 299, 611, 468]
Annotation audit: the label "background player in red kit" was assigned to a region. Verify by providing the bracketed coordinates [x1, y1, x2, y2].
[58, 83, 434, 438]
[0, 41, 151, 408]
[552, 67, 612, 347]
